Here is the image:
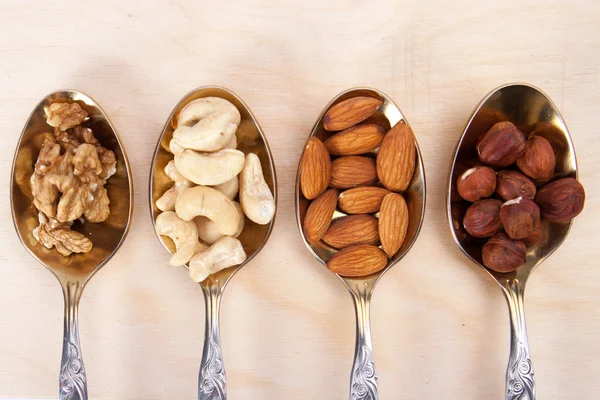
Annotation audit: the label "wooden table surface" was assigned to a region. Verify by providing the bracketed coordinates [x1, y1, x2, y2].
[1, 1, 599, 399]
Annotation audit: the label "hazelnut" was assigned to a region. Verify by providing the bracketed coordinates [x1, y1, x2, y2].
[535, 177, 585, 223]
[463, 199, 503, 238]
[482, 232, 527, 273]
[522, 222, 543, 248]
[457, 166, 496, 202]
[477, 121, 527, 167]
[516, 135, 556, 183]
[495, 170, 536, 201]
[500, 197, 541, 240]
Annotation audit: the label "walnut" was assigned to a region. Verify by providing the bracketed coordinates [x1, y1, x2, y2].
[44, 102, 88, 131]
[31, 100, 116, 257]
[70, 126, 116, 179]
[98, 147, 117, 179]
[54, 128, 80, 153]
[73, 143, 103, 178]
[84, 185, 110, 223]
[31, 138, 62, 217]
[33, 213, 92, 256]
[56, 184, 86, 222]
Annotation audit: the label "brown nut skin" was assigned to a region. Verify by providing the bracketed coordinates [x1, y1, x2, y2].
[522, 223, 543, 248]
[303, 189, 339, 244]
[482, 232, 527, 273]
[457, 166, 496, 202]
[463, 199, 503, 238]
[477, 122, 526, 167]
[300, 137, 331, 200]
[500, 197, 541, 240]
[516, 135, 556, 183]
[495, 170, 537, 201]
[535, 177, 585, 223]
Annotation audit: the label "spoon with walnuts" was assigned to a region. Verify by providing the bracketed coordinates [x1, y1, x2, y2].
[11, 90, 133, 400]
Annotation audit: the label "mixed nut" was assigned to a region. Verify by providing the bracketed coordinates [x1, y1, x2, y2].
[155, 97, 275, 282]
[30, 101, 117, 256]
[457, 121, 585, 272]
[300, 96, 416, 277]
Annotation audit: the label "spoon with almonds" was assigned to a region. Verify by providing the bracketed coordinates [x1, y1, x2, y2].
[296, 88, 426, 400]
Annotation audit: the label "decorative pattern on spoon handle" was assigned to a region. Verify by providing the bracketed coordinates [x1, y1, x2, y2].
[59, 341, 87, 400]
[504, 278, 536, 400]
[199, 280, 226, 400]
[506, 340, 535, 400]
[350, 345, 378, 400]
[199, 339, 226, 400]
[59, 281, 87, 400]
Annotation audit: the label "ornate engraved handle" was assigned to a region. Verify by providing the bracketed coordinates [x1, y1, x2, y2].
[59, 281, 87, 400]
[349, 284, 378, 400]
[199, 281, 226, 400]
[503, 279, 536, 400]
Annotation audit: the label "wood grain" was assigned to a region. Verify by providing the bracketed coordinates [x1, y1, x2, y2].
[0, 1, 599, 399]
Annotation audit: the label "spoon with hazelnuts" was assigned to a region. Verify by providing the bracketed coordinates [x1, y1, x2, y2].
[447, 83, 585, 400]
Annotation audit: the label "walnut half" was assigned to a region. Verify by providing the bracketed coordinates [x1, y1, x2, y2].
[33, 213, 92, 256]
[44, 102, 88, 131]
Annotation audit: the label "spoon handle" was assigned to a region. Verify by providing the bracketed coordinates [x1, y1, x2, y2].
[349, 287, 378, 400]
[199, 281, 226, 400]
[59, 281, 87, 400]
[504, 279, 536, 400]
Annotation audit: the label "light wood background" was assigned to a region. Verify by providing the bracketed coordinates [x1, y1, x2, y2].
[1, 1, 599, 399]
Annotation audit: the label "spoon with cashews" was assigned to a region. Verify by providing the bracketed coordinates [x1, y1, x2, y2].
[150, 87, 276, 400]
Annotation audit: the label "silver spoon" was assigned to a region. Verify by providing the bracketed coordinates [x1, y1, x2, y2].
[11, 90, 133, 400]
[447, 83, 579, 400]
[149, 86, 277, 400]
[295, 88, 426, 400]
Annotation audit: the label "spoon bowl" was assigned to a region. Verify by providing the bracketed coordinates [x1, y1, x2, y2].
[149, 86, 277, 399]
[447, 83, 579, 399]
[295, 88, 426, 399]
[11, 90, 133, 400]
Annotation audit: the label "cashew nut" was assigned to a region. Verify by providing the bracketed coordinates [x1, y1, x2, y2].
[173, 113, 238, 152]
[223, 134, 237, 149]
[174, 149, 245, 186]
[175, 186, 240, 235]
[156, 161, 193, 212]
[173, 97, 241, 152]
[239, 153, 275, 225]
[169, 139, 184, 154]
[155, 211, 199, 266]
[188, 236, 247, 282]
[177, 97, 241, 127]
[165, 160, 190, 183]
[213, 176, 239, 200]
[195, 202, 245, 244]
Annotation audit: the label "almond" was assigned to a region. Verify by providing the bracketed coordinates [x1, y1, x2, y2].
[330, 156, 377, 189]
[327, 244, 388, 277]
[324, 124, 385, 156]
[378, 193, 409, 257]
[322, 214, 379, 249]
[376, 122, 416, 191]
[300, 137, 331, 199]
[303, 189, 339, 244]
[338, 186, 391, 214]
[323, 97, 383, 131]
